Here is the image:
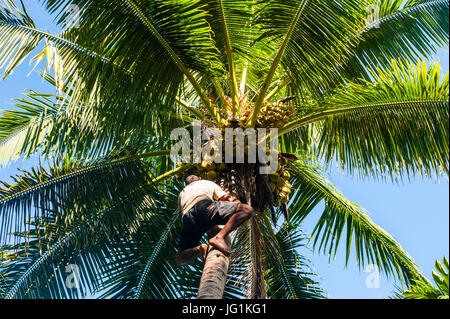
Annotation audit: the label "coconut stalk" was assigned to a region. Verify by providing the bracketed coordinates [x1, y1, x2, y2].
[245, 214, 268, 299]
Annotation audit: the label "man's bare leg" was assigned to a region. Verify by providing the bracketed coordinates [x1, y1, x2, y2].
[177, 243, 209, 266]
[209, 204, 254, 255]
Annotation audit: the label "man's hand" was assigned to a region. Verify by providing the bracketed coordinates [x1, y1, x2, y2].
[229, 196, 240, 203]
[218, 194, 240, 203]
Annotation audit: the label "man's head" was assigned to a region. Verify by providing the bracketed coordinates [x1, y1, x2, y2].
[185, 175, 201, 185]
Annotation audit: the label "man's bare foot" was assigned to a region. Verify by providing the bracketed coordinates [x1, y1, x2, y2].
[209, 236, 231, 256]
[200, 244, 209, 261]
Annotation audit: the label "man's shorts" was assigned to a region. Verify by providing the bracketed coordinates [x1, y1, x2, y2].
[178, 199, 239, 251]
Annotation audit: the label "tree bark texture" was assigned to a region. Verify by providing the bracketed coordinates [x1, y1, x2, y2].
[197, 226, 231, 299]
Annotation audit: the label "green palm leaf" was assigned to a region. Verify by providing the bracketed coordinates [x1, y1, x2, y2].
[219, 213, 325, 299]
[0, 0, 42, 78]
[339, 0, 449, 85]
[0, 76, 184, 165]
[0, 154, 157, 248]
[1, 0, 222, 126]
[288, 161, 426, 284]
[0, 0, 448, 299]
[393, 256, 449, 299]
[288, 0, 449, 95]
[253, 0, 364, 99]
[281, 59, 449, 179]
[0, 90, 59, 166]
[260, 216, 326, 299]
[0, 158, 181, 299]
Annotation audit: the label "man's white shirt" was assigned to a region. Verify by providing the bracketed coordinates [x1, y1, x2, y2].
[177, 180, 227, 216]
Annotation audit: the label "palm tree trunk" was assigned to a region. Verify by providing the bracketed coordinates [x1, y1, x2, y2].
[243, 183, 267, 299]
[197, 226, 231, 299]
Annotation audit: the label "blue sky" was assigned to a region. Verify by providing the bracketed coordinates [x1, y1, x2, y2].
[0, 2, 448, 299]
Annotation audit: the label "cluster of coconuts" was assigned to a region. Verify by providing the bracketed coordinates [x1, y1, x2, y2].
[197, 160, 227, 182]
[177, 147, 293, 207]
[176, 141, 247, 184]
[178, 97, 296, 208]
[201, 99, 295, 129]
[255, 102, 295, 128]
[265, 157, 292, 206]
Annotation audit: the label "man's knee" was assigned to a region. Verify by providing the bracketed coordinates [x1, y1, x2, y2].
[238, 203, 254, 217]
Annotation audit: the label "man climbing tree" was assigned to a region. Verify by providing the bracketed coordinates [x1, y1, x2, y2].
[176, 175, 254, 265]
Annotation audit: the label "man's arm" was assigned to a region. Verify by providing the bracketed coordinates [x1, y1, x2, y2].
[213, 183, 239, 202]
[218, 194, 240, 202]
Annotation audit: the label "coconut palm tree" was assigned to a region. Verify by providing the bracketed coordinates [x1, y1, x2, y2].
[0, 0, 448, 299]
[393, 257, 449, 299]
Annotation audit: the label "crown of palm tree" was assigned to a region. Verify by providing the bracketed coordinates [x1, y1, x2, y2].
[0, 0, 448, 299]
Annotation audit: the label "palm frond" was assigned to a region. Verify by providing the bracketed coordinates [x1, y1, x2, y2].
[0, 158, 184, 299]
[226, 213, 325, 299]
[249, 0, 310, 126]
[288, 161, 426, 285]
[260, 215, 326, 299]
[0, 90, 59, 166]
[0, 154, 156, 248]
[2, 0, 223, 126]
[0, 76, 184, 164]
[281, 59, 449, 179]
[133, 214, 179, 299]
[254, 0, 364, 98]
[287, 0, 449, 96]
[2, 212, 130, 298]
[43, 0, 223, 113]
[96, 180, 205, 299]
[0, 0, 42, 78]
[393, 256, 449, 299]
[341, 0, 449, 85]
[198, 0, 273, 94]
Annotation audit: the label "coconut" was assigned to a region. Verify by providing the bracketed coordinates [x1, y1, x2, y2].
[276, 178, 285, 188]
[281, 170, 291, 179]
[269, 172, 279, 182]
[281, 186, 291, 194]
[206, 170, 218, 180]
[217, 163, 227, 171]
[200, 161, 208, 171]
